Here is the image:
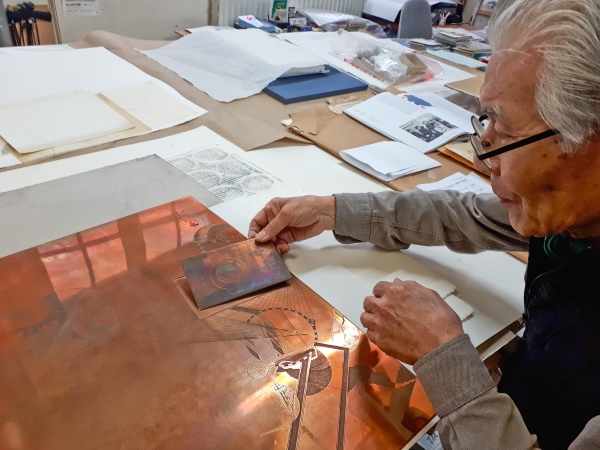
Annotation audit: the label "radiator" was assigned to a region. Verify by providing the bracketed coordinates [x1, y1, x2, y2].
[210, 0, 365, 26]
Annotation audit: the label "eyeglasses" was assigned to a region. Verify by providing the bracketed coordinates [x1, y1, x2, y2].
[470, 115, 560, 169]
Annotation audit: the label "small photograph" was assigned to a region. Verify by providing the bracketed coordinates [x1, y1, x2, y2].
[401, 113, 457, 143]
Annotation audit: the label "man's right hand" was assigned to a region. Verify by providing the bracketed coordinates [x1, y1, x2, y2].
[248, 196, 336, 254]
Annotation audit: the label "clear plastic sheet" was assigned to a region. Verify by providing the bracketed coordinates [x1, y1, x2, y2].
[328, 31, 444, 87]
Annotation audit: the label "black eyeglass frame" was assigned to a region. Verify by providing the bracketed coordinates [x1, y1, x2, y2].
[470, 115, 560, 169]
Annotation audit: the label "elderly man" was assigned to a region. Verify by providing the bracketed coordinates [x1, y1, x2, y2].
[248, 0, 600, 448]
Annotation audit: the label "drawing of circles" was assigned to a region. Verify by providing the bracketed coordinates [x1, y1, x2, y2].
[211, 185, 244, 201]
[194, 148, 228, 162]
[240, 175, 274, 193]
[247, 360, 271, 379]
[170, 157, 196, 172]
[189, 171, 221, 189]
[213, 258, 246, 285]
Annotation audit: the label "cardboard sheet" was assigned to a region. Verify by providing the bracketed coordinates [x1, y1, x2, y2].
[0, 92, 134, 154]
[287, 101, 472, 192]
[140, 28, 327, 102]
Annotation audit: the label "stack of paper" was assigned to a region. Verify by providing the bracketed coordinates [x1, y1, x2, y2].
[340, 141, 441, 181]
[416, 172, 493, 195]
[408, 38, 451, 51]
[433, 28, 481, 47]
[455, 40, 493, 54]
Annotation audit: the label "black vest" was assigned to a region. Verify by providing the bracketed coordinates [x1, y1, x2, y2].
[498, 237, 600, 450]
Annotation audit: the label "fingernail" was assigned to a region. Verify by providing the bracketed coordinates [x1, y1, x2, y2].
[256, 230, 266, 241]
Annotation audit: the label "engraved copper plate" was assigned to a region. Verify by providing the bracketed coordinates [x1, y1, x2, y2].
[181, 239, 292, 309]
[0, 197, 434, 450]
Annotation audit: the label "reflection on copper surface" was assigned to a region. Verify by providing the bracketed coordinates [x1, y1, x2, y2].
[0, 197, 434, 450]
[182, 239, 291, 310]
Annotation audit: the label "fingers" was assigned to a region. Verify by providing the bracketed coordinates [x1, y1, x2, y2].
[360, 311, 376, 331]
[274, 239, 290, 255]
[363, 295, 380, 313]
[255, 205, 292, 243]
[373, 281, 392, 298]
[248, 207, 268, 239]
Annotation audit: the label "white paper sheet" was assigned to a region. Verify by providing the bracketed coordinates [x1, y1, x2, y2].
[445, 294, 475, 321]
[0, 140, 21, 168]
[340, 141, 441, 181]
[345, 92, 470, 153]
[101, 81, 200, 130]
[0, 47, 206, 123]
[0, 92, 134, 154]
[417, 172, 493, 195]
[140, 28, 326, 102]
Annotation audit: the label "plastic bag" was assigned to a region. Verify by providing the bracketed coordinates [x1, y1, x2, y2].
[299, 9, 387, 38]
[329, 31, 444, 87]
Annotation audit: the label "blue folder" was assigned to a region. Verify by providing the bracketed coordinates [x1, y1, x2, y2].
[263, 66, 369, 104]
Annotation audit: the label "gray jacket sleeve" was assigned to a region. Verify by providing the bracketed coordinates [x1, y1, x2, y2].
[332, 190, 528, 253]
[414, 335, 600, 450]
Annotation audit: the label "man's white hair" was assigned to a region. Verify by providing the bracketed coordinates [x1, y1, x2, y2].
[488, 0, 600, 153]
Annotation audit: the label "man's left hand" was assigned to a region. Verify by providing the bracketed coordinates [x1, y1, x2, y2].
[361, 279, 465, 365]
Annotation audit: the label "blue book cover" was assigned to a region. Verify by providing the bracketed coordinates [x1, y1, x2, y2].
[264, 66, 369, 104]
